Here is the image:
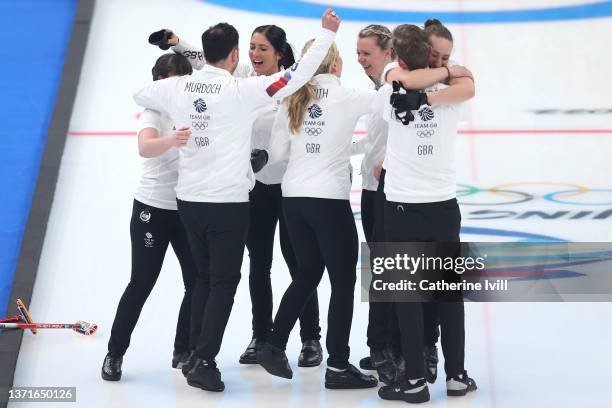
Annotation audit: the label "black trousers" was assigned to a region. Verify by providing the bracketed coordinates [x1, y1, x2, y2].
[364, 170, 401, 352]
[268, 197, 358, 369]
[384, 197, 465, 378]
[360, 189, 376, 243]
[368, 171, 439, 350]
[246, 181, 320, 341]
[108, 200, 196, 356]
[423, 303, 441, 347]
[177, 200, 249, 361]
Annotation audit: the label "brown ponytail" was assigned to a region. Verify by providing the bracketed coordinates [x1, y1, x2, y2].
[424, 18, 453, 42]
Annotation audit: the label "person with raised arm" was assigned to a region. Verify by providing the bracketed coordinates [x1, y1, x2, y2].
[256, 36, 378, 390]
[132, 8, 340, 393]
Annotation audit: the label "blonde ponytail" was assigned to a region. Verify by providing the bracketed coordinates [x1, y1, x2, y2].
[284, 40, 339, 134]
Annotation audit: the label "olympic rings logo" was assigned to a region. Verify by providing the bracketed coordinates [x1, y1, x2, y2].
[192, 121, 208, 130]
[417, 129, 435, 138]
[456, 182, 612, 206]
[305, 127, 323, 137]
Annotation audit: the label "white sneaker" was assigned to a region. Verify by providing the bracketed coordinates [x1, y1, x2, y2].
[446, 370, 477, 396]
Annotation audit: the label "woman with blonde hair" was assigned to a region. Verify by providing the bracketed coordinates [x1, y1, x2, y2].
[256, 40, 378, 390]
[352, 24, 402, 385]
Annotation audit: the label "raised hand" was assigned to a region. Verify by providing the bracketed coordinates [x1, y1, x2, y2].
[164, 29, 179, 46]
[321, 7, 341, 32]
[148, 29, 177, 50]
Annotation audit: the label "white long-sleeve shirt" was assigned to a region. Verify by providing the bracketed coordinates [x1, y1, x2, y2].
[378, 83, 464, 203]
[134, 28, 336, 203]
[359, 112, 388, 191]
[268, 74, 376, 200]
[350, 82, 388, 191]
[173, 39, 286, 185]
[251, 102, 287, 184]
[134, 109, 179, 210]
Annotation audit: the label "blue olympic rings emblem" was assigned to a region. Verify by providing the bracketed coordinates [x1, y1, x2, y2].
[544, 188, 612, 206]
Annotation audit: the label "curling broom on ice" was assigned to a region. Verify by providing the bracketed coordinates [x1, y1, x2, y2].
[0, 321, 98, 335]
[0, 316, 23, 323]
[0, 298, 98, 336]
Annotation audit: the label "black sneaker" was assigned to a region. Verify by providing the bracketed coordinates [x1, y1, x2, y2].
[446, 371, 477, 396]
[181, 350, 198, 377]
[298, 340, 323, 367]
[101, 353, 122, 381]
[371, 348, 396, 385]
[239, 338, 263, 364]
[172, 350, 190, 369]
[378, 378, 430, 403]
[359, 356, 374, 370]
[424, 346, 438, 384]
[325, 364, 378, 389]
[186, 358, 225, 392]
[257, 342, 293, 379]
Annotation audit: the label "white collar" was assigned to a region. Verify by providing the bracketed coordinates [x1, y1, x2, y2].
[201, 64, 233, 77]
[313, 73, 341, 85]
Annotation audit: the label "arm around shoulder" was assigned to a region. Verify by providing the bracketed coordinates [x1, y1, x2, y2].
[426, 76, 475, 105]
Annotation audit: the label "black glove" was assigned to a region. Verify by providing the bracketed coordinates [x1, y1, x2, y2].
[148, 29, 173, 50]
[390, 81, 429, 126]
[393, 105, 415, 126]
[251, 149, 269, 173]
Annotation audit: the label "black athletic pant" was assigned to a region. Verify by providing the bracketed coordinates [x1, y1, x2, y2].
[177, 200, 249, 361]
[365, 170, 401, 352]
[108, 200, 196, 356]
[367, 171, 439, 350]
[268, 197, 358, 369]
[360, 189, 376, 243]
[384, 197, 465, 378]
[423, 303, 441, 347]
[247, 181, 320, 341]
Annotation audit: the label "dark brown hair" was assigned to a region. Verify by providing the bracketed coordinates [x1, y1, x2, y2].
[424, 18, 453, 42]
[201, 22, 239, 63]
[392, 24, 429, 70]
[252, 25, 295, 69]
[151, 53, 192, 80]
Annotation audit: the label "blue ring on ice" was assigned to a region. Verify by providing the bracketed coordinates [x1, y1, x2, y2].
[202, 0, 612, 24]
[461, 226, 567, 242]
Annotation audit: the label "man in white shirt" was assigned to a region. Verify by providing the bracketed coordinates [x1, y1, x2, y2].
[374, 26, 476, 403]
[132, 9, 340, 392]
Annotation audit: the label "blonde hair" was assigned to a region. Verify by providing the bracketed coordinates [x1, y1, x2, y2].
[358, 24, 396, 60]
[284, 40, 339, 134]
